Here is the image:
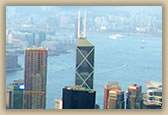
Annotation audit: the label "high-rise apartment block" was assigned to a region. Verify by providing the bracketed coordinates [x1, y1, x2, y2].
[126, 84, 143, 109]
[143, 81, 162, 109]
[104, 81, 124, 109]
[62, 86, 96, 109]
[23, 47, 47, 109]
[6, 79, 24, 109]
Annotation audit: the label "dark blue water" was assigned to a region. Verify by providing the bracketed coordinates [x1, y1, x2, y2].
[6, 33, 162, 109]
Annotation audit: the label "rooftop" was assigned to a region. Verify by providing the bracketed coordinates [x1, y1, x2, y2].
[65, 85, 95, 92]
[55, 99, 62, 102]
[76, 38, 94, 47]
[25, 47, 47, 51]
[128, 84, 141, 90]
[109, 89, 122, 95]
[106, 81, 119, 87]
[144, 81, 162, 89]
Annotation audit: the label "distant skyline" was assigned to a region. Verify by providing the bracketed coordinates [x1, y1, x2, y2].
[6, 6, 162, 37]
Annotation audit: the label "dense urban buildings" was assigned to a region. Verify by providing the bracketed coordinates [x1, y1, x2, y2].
[23, 47, 48, 109]
[6, 79, 24, 109]
[62, 86, 96, 109]
[6, 7, 162, 109]
[126, 84, 143, 109]
[104, 81, 124, 109]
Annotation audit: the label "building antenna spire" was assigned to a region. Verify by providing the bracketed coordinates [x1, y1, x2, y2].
[84, 10, 87, 38]
[77, 10, 80, 40]
[77, 10, 87, 39]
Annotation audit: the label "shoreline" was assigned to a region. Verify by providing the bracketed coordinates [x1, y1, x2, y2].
[6, 67, 23, 72]
[88, 31, 162, 37]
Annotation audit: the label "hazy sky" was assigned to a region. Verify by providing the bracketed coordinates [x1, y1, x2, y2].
[6, 6, 162, 15]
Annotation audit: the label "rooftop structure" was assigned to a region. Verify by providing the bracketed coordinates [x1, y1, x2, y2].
[128, 84, 141, 90]
[144, 81, 162, 89]
[77, 10, 86, 39]
[76, 38, 93, 47]
[65, 85, 95, 92]
[63, 85, 96, 109]
[143, 81, 162, 108]
[25, 46, 47, 51]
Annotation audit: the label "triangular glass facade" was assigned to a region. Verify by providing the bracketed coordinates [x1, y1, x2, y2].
[75, 46, 94, 89]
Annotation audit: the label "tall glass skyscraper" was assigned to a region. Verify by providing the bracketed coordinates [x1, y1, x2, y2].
[75, 39, 95, 89]
[23, 47, 47, 109]
[6, 79, 24, 109]
[75, 11, 95, 89]
[38, 31, 46, 46]
[62, 86, 96, 109]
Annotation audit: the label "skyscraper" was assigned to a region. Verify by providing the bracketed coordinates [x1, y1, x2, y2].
[23, 47, 47, 109]
[38, 31, 46, 46]
[62, 86, 96, 109]
[6, 53, 22, 71]
[108, 90, 125, 109]
[126, 84, 143, 109]
[143, 81, 162, 109]
[75, 11, 95, 89]
[25, 32, 36, 47]
[104, 81, 124, 109]
[6, 79, 24, 109]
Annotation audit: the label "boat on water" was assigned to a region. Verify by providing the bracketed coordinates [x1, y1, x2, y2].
[140, 39, 145, 49]
[109, 34, 123, 40]
[122, 64, 128, 68]
[141, 39, 145, 43]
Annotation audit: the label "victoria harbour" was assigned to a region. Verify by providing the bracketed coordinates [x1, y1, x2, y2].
[6, 32, 162, 109]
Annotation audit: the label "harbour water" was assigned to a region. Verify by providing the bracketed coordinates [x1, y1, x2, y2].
[6, 33, 162, 109]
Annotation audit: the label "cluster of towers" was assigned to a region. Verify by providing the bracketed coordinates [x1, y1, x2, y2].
[6, 10, 96, 109]
[6, 47, 48, 109]
[6, 11, 162, 109]
[104, 81, 162, 109]
[104, 82, 143, 109]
